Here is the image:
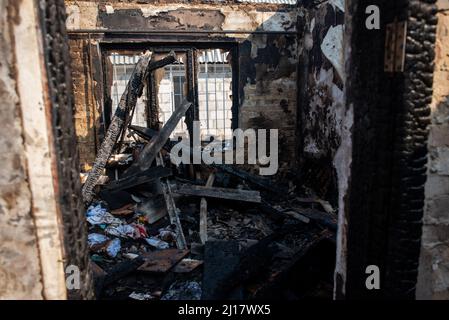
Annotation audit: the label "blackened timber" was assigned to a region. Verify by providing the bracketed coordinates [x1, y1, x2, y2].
[124, 101, 192, 177]
[147, 51, 176, 73]
[128, 125, 178, 150]
[175, 184, 261, 203]
[82, 52, 178, 203]
[105, 166, 172, 192]
[259, 201, 337, 231]
[103, 256, 145, 286]
[128, 125, 159, 140]
[156, 153, 187, 250]
[214, 165, 288, 197]
[200, 173, 215, 244]
[298, 208, 338, 232]
[82, 51, 152, 204]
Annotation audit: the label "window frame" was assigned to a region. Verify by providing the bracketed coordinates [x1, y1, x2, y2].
[100, 43, 239, 142]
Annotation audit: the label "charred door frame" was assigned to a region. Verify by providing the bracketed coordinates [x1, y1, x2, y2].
[342, 0, 437, 299]
[99, 42, 239, 141]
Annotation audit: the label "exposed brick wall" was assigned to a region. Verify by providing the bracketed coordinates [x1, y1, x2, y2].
[70, 38, 99, 171]
[417, 0, 449, 300]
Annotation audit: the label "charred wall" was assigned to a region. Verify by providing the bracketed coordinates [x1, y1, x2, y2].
[297, 1, 345, 203]
[298, 1, 346, 203]
[65, 0, 298, 174]
[39, 0, 94, 300]
[343, 0, 437, 299]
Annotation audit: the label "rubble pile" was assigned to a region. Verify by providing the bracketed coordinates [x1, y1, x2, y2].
[81, 52, 338, 300]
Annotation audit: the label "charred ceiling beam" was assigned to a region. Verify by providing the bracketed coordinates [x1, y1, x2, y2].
[67, 29, 298, 35]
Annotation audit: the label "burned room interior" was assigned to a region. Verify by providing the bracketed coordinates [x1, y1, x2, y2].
[1, 0, 449, 301]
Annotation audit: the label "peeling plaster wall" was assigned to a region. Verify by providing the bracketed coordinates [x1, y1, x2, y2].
[297, 1, 345, 202]
[0, 1, 44, 300]
[417, 0, 449, 300]
[296, 0, 349, 297]
[0, 0, 71, 299]
[65, 0, 298, 172]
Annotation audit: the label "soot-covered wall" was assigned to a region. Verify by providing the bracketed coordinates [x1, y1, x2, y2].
[65, 0, 298, 175]
[297, 0, 346, 203]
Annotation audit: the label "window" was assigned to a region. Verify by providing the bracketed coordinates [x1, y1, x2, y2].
[104, 47, 235, 142]
[197, 49, 233, 141]
[155, 53, 188, 139]
[109, 53, 148, 127]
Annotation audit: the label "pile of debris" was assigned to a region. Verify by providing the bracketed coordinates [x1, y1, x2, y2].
[81, 52, 338, 300]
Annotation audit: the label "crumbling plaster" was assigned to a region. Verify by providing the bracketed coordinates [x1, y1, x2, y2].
[0, 0, 67, 299]
[296, 0, 350, 297]
[298, 1, 345, 161]
[0, 0, 44, 300]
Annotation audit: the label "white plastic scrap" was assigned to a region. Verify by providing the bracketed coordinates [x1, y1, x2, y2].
[86, 204, 121, 226]
[129, 292, 154, 300]
[123, 253, 139, 260]
[88, 233, 110, 248]
[145, 237, 170, 250]
[105, 224, 138, 239]
[106, 238, 121, 258]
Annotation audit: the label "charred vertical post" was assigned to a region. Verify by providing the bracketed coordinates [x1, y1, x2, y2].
[82, 51, 152, 204]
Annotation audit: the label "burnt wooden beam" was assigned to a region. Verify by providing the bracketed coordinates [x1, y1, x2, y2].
[128, 125, 178, 150]
[128, 125, 159, 140]
[82, 51, 152, 204]
[174, 184, 261, 203]
[214, 165, 288, 197]
[259, 201, 337, 231]
[124, 101, 192, 178]
[200, 173, 215, 244]
[81, 52, 178, 204]
[297, 207, 337, 232]
[102, 256, 145, 287]
[156, 153, 187, 250]
[147, 51, 177, 73]
[105, 166, 172, 192]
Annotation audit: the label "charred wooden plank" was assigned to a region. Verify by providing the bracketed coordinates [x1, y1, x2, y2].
[214, 165, 288, 196]
[105, 166, 172, 192]
[173, 258, 203, 273]
[200, 173, 215, 244]
[90, 261, 107, 298]
[128, 125, 178, 150]
[147, 51, 177, 73]
[82, 51, 152, 204]
[156, 153, 187, 249]
[296, 207, 337, 231]
[124, 101, 192, 177]
[138, 249, 189, 273]
[103, 256, 145, 286]
[175, 184, 261, 203]
[128, 125, 159, 140]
